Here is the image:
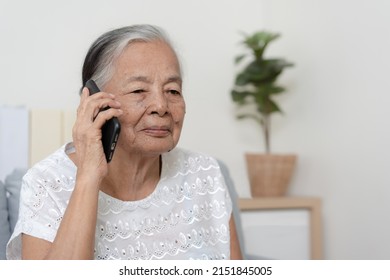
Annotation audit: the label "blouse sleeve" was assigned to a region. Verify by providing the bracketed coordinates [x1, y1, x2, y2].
[6, 166, 70, 259]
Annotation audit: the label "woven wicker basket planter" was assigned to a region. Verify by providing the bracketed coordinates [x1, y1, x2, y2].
[245, 153, 297, 197]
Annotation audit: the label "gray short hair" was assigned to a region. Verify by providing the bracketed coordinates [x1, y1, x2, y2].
[81, 24, 177, 91]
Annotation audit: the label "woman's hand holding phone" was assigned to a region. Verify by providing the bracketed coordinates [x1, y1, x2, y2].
[72, 82, 122, 182]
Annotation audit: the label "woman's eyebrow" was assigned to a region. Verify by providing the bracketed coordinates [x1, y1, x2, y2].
[126, 76, 151, 83]
[166, 75, 182, 85]
[125, 75, 182, 85]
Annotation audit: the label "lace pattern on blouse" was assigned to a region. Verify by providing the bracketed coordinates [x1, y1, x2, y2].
[6, 145, 232, 260]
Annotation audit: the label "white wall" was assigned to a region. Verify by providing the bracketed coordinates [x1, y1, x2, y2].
[1, 0, 389, 259]
[261, 0, 390, 259]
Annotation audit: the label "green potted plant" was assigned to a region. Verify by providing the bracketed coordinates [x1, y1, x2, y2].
[231, 30, 296, 197]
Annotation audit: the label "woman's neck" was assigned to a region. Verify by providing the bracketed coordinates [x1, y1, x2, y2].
[100, 150, 162, 201]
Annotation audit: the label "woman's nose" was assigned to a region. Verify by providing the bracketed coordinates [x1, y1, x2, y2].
[149, 92, 169, 117]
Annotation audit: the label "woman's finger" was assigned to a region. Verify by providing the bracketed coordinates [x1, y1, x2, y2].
[91, 108, 123, 129]
[78, 89, 120, 123]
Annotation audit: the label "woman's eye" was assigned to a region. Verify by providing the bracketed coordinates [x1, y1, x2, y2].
[132, 89, 145, 94]
[168, 90, 181, 95]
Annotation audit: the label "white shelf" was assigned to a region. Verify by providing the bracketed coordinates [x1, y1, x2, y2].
[239, 197, 323, 260]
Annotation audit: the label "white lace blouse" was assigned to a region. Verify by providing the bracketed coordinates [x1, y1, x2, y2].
[6, 143, 232, 260]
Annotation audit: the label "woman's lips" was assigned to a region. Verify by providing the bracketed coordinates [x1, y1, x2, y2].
[142, 126, 171, 137]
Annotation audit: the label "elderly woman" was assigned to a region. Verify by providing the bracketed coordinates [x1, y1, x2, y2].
[7, 24, 242, 260]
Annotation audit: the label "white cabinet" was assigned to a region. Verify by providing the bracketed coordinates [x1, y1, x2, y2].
[238, 197, 322, 260]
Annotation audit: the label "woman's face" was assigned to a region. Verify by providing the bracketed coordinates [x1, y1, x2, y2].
[103, 40, 186, 157]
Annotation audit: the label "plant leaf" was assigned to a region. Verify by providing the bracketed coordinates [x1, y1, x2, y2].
[231, 89, 254, 103]
[236, 113, 262, 125]
[235, 54, 246, 64]
[231, 29, 294, 130]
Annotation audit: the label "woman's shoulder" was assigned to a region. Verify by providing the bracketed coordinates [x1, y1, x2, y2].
[164, 147, 220, 166]
[24, 143, 76, 186]
[161, 147, 222, 179]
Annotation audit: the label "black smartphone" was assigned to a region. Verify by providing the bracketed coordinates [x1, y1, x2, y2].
[85, 79, 121, 163]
